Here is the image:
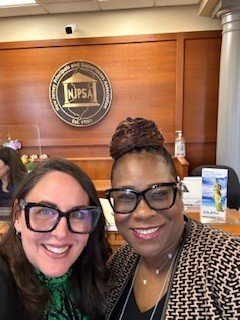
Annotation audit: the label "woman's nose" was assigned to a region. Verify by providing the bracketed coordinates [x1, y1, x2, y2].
[131, 198, 157, 219]
[51, 217, 69, 238]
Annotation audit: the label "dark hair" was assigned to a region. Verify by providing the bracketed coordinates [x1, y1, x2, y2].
[0, 146, 27, 189]
[110, 117, 177, 180]
[110, 117, 165, 159]
[0, 157, 111, 319]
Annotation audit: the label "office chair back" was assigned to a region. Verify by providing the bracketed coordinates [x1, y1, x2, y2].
[190, 165, 240, 210]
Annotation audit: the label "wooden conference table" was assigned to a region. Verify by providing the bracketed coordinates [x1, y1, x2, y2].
[184, 206, 240, 235]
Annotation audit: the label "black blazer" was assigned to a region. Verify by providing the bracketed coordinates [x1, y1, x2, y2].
[0, 257, 28, 320]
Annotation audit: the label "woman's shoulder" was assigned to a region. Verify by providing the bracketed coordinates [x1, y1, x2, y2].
[188, 216, 239, 238]
[0, 256, 15, 315]
[108, 244, 139, 282]
[185, 217, 240, 255]
[108, 244, 138, 267]
[0, 256, 28, 319]
[0, 256, 16, 294]
[106, 244, 139, 317]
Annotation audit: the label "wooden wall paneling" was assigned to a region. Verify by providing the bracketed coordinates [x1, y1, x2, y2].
[0, 32, 222, 174]
[67, 157, 113, 180]
[64, 156, 189, 182]
[175, 33, 185, 131]
[182, 32, 221, 172]
[186, 142, 217, 174]
[0, 34, 178, 158]
[183, 36, 221, 141]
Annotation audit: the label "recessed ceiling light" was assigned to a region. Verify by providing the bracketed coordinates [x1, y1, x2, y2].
[0, 0, 36, 6]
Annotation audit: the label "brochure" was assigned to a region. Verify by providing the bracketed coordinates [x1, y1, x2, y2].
[200, 168, 228, 223]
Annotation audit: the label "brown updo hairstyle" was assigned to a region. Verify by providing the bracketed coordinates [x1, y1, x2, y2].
[109, 117, 177, 180]
[110, 117, 165, 159]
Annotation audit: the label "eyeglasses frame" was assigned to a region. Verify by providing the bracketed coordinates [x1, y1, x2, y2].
[19, 199, 101, 234]
[105, 182, 179, 214]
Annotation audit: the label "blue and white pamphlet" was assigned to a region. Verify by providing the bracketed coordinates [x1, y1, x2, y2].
[200, 168, 228, 223]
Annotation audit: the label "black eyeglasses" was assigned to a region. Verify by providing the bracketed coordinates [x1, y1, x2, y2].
[105, 182, 179, 214]
[19, 199, 101, 234]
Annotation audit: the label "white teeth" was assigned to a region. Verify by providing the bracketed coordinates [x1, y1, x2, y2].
[134, 227, 159, 235]
[45, 245, 69, 254]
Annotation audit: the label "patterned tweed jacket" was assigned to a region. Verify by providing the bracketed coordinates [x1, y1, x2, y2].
[105, 216, 240, 320]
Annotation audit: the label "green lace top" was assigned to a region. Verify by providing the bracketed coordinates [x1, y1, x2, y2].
[35, 268, 89, 320]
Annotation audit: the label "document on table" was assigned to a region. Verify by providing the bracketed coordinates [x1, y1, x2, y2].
[182, 176, 202, 207]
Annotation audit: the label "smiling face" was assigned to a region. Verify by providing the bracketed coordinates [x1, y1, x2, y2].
[112, 153, 184, 260]
[14, 170, 90, 278]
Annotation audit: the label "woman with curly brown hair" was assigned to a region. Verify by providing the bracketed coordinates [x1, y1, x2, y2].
[105, 117, 240, 320]
[0, 157, 111, 320]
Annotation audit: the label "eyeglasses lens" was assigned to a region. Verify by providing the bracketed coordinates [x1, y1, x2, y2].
[69, 209, 96, 233]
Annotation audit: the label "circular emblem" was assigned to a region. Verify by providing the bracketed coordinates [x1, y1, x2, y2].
[49, 60, 112, 127]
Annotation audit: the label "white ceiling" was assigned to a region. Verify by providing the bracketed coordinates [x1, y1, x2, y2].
[0, 0, 217, 18]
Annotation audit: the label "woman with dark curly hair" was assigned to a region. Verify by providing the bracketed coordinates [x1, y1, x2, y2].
[0, 157, 111, 320]
[0, 146, 27, 207]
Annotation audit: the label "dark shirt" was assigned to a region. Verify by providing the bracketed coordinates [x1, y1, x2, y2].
[0, 257, 28, 320]
[0, 182, 13, 207]
[109, 278, 166, 320]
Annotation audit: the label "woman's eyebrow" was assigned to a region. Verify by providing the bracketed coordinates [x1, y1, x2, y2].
[29, 200, 58, 208]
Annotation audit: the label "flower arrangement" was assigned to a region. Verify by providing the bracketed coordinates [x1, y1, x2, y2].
[2, 134, 21, 150]
[2, 134, 48, 172]
[21, 154, 37, 172]
[21, 153, 48, 172]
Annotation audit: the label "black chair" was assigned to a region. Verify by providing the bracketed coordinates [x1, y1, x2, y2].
[190, 165, 240, 210]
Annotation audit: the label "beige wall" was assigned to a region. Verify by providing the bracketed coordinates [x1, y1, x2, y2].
[0, 5, 221, 42]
